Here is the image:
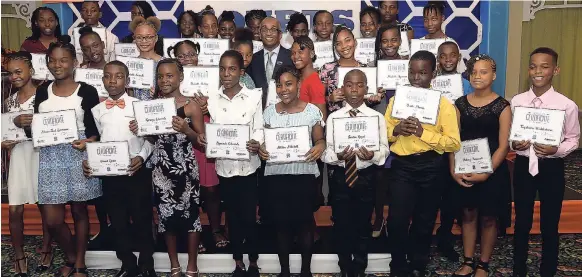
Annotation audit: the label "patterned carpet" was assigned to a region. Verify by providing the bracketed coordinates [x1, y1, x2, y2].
[2, 234, 582, 277]
[564, 150, 582, 195]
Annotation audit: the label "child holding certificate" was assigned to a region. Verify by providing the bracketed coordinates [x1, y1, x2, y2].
[384, 50, 460, 277]
[130, 59, 205, 277]
[511, 47, 580, 277]
[28, 36, 102, 277]
[450, 54, 512, 277]
[322, 69, 389, 277]
[130, 16, 162, 101]
[3, 52, 53, 275]
[258, 65, 325, 277]
[197, 50, 264, 277]
[81, 61, 156, 277]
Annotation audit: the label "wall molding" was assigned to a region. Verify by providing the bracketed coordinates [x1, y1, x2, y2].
[523, 0, 582, 21]
[1, 2, 36, 28]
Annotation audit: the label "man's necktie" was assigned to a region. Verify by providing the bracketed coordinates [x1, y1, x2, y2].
[345, 109, 359, 187]
[528, 98, 542, 176]
[265, 51, 274, 81]
[105, 99, 126, 109]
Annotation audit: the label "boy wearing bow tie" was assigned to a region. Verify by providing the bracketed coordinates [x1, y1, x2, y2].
[82, 61, 156, 277]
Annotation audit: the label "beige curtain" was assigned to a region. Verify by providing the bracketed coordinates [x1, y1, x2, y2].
[1, 4, 33, 51]
[519, 7, 582, 107]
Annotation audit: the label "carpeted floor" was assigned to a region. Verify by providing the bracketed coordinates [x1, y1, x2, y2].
[2, 234, 582, 277]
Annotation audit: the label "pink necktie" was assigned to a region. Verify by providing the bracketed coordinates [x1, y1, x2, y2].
[528, 98, 541, 176]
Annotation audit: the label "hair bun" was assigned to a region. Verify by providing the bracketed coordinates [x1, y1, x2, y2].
[220, 10, 235, 21]
[78, 26, 93, 35]
[58, 35, 72, 44]
[129, 16, 161, 33]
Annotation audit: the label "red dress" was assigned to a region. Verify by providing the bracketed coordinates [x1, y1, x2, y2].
[194, 115, 219, 187]
[299, 72, 326, 105]
[20, 39, 49, 54]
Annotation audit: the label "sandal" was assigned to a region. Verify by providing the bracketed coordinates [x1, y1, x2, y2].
[198, 242, 207, 253]
[170, 266, 182, 276]
[13, 256, 28, 277]
[213, 230, 229, 248]
[60, 262, 76, 277]
[452, 256, 475, 277]
[72, 267, 88, 277]
[35, 250, 54, 272]
[185, 270, 199, 277]
[474, 261, 490, 277]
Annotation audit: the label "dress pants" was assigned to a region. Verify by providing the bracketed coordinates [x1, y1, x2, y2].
[437, 155, 459, 245]
[513, 155, 565, 277]
[387, 152, 444, 274]
[101, 166, 154, 270]
[220, 173, 259, 262]
[330, 165, 375, 272]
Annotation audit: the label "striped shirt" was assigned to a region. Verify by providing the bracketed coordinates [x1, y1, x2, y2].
[263, 103, 324, 177]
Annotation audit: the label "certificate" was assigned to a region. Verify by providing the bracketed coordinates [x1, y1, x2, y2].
[253, 40, 264, 54]
[509, 106, 566, 146]
[114, 43, 140, 58]
[2, 111, 31, 142]
[398, 31, 411, 57]
[410, 38, 446, 57]
[86, 141, 131, 176]
[31, 109, 79, 148]
[181, 66, 220, 97]
[313, 41, 334, 69]
[132, 98, 177, 136]
[31, 53, 53, 81]
[337, 67, 377, 96]
[431, 73, 464, 103]
[264, 126, 311, 163]
[454, 138, 493, 174]
[117, 56, 155, 89]
[163, 38, 196, 58]
[205, 123, 251, 160]
[75, 68, 107, 97]
[265, 80, 280, 107]
[377, 60, 409, 90]
[355, 38, 376, 65]
[391, 85, 442, 125]
[73, 27, 107, 54]
[197, 38, 230, 66]
[332, 116, 380, 153]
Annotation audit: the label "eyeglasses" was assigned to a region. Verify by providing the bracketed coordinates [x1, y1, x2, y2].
[260, 27, 281, 35]
[176, 52, 198, 60]
[134, 35, 157, 42]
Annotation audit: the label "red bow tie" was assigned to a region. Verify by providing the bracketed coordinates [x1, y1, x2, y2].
[105, 99, 126, 109]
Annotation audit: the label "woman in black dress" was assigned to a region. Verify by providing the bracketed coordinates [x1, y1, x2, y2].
[450, 54, 512, 277]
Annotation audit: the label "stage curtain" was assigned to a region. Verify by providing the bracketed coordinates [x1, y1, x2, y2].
[519, 7, 582, 107]
[1, 4, 33, 52]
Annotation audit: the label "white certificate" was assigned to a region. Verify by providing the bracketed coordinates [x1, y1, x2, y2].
[332, 116, 380, 153]
[197, 38, 230, 66]
[265, 80, 280, 108]
[264, 126, 311, 163]
[313, 41, 334, 69]
[86, 141, 131, 176]
[431, 73, 464, 103]
[2, 111, 31, 142]
[31, 109, 79, 148]
[31, 53, 54, 81]
[410, 38, 446, 57]
[163, 38, 196, 58]
[510, 106, 566, 146]
[253, 40, 264, 54]
[114, 43, 140, 58]
[355, 38, 376, 65]
[377, 60, 409, 90]
[117, 56, 155, 89]
[454, 138, 493, 174]
[132, 98, 177, 136]
[398, 31, 411, 57]
[73, 27, 107, 54]
[181, 66, 220, 97]
[205, 123, 251, 160]
[75, 68, 107, 97]
[337, 67, 377, 96]
[391, 85, 442, 125]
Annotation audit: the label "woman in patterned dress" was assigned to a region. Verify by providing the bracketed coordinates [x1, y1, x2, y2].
[131, 59, 205, 277]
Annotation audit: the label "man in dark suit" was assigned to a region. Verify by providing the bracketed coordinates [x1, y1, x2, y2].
[246, 16, 293, 109]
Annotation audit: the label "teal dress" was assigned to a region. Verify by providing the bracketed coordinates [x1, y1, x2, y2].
[240, 73, 256, 89]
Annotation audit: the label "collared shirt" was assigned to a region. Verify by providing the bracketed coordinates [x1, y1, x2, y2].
[263, 44, 281, 75]
[322, 103, 390, 169]
[510, 86, 580, 158]
[384, 95, 461, 156]
[91, 93, 153, 160]
[208, 85, 265, 177]
[72, 22, 120, 63]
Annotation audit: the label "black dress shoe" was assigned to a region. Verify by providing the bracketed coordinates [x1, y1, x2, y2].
[409, 269, 427, 277]
[114, 268, 138, 277]
[139, 269, 157, 277]
[355, 270, 367, 277]
[231, 266, 246, 277]
[340, 271, 350, 277]
[437, 243, 460, 262]
[247, 264, 260, 277]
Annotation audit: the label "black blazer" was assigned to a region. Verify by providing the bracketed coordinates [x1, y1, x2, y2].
[247, 46, 293, 108]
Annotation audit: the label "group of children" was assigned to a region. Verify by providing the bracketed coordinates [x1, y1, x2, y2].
[1, 1, 580, 277]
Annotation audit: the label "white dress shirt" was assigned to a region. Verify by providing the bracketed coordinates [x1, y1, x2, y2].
[263, 44, 281, 74]
[91, 93, 152, 160]
[72, 22, 120, 63]
[207, 85, 265, 177]
[322, 103, 389, 169]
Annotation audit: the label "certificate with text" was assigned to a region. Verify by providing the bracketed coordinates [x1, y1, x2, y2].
[431, 73, 464, 103]
[410, 38, 446, 57]
[31, 109, 79, 148]
[313, 41, 334, 69]
[253, 40, 264, 54]
[117, 56, 155, 89]
[454, 138, 493, 174]
[398, 31, 411, 57]
[510, 106, 566, 146]
[86, 141, 131, 176]
[337, 67, 378, 96]
[354, 38, 376, 65]
[31, 53, 54, 81]
[197, 38, 230, 66]
[132, 98, 178, 136]
[181, 66, 220, 97]
[205, 123, 251, 160]
[114, 43, 140, 58]
[75, 68, 107, 97]
[377, 60, 409, 90]
[2, 111, 32, 142]
[264, 126, 311, 163]
[391, 85, 441, 125]
[332, 116, 380, 153]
